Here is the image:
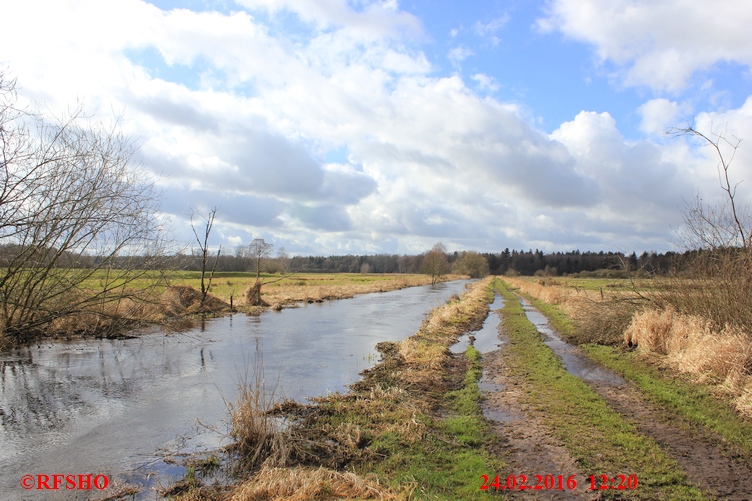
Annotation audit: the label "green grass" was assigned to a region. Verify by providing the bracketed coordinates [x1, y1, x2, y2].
[494, 279, 709, 500]
[509, 278, 752, 462]
[583, 344, 752, 459]
[368, 344, 503, 500]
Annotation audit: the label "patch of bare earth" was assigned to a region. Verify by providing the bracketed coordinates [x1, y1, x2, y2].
[482, 349, 594, 500]
[590, 380, 752, 500]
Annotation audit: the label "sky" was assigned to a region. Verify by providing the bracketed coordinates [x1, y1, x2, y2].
[1, 0, 751, 256]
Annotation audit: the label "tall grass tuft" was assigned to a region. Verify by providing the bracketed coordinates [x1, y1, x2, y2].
[625, 307, 752, 393]
[228, 465, 402, 500]
[225, 351, 300, 474]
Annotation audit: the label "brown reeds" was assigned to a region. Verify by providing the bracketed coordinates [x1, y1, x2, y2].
[625, 307, 752, 395]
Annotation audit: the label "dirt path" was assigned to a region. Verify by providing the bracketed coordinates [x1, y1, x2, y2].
[482, 346, 595, 500]
[482, 298, 752, 500]
[592, 381, 752, 500]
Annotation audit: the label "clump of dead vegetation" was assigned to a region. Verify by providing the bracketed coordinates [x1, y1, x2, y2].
[227, 466, 402, 501]
[622, 253, 752, 416]
[160, 285, 231, 317]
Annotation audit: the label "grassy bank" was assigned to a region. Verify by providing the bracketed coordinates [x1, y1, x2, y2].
[495, 278, 708, 500]
[169, 277, 498, 500]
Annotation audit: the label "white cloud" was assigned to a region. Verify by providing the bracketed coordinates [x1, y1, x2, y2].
[471, 73, 499, 92]
[474, 14, 509, 46]
[637, 98, 691, 135]
[236, 0, 423, 41]
[538, 0, 752, 92]
[0, 0, 740, 254]
[448, 45, 474, 65]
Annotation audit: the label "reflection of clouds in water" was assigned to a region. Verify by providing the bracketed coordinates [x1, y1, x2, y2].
[0, 280, 473, 496]
[519, 299, 625, 386]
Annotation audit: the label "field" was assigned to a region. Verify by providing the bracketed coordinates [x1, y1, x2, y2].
[5, 271, 751, 499]
[165, 271, 452, 308]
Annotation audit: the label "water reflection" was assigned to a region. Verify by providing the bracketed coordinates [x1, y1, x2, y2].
[519, 298, 625, 385]
[0, 280, 472, 499]
[451, 293, 505, 354]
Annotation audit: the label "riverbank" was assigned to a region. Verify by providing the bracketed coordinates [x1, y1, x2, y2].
[167, 277, 497, 500]
[0, 273, 463, 349]
[0, 279, 476, 501]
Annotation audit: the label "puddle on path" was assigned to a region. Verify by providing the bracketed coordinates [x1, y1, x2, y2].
[451, 293, 505, 355]
[518, 298, 625, 386]
[478, 373, 521, 423]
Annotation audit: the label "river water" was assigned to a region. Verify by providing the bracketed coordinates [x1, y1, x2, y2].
[0, 280, 472, 500]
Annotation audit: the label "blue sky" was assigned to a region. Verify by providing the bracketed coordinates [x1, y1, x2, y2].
[1, 0, 751, 256]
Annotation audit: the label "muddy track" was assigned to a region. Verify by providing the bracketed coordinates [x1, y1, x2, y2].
[482, 296, 752, 500]
[592, 381, 752, 500]
[482, 345, 595, 500]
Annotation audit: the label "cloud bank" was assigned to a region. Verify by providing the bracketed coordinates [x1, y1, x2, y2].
[1, 0, 749, 255]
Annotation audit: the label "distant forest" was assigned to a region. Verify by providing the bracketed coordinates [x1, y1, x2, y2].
[0, 243, 687, 277]
[177, 248, 682, 277]
[283, 249, 679, 276]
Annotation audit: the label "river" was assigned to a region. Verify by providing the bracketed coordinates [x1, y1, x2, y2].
[0, 280, 472, 500]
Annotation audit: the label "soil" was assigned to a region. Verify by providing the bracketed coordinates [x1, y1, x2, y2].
[482, 349, 595, 500]
[482, 298, 752, 501]
[591, 381, 752, 500]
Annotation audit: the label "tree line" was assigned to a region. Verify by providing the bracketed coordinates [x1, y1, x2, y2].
[170, 244, 682, 278]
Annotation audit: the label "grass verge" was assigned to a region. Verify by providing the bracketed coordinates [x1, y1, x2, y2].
[495, 278, 708, 500]
[364, 343, 503, 500]
[582, 344, 752, 459]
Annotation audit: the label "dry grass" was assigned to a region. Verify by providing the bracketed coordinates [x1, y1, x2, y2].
[625, 307, 752, 415]
[215, 278, 493, 500]
[160, 285, 230, 316]
[503, 276, 645, 345]
[507, 275, 752, 416]
[262, 275, 462, 309]
[228, 466, 403, 501]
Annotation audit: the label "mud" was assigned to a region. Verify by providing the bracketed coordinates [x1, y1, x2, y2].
[592, 381, 752, 500]
[482, 349, 595, 500]
[483, 294, 752, 500]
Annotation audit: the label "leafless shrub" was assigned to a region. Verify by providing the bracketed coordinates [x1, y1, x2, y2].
[226, 354, 297, 474]
[0, 71, 170, 343]
[572, 295, 645, 345]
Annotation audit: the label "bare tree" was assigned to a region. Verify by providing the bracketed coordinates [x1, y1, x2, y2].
[655, 123, 752, 332]
[275, 247, 290, 274]
[669, 124, 748, 251]
[243, 238, 296, 306]
[0, 71, 169, 342]
[190, 207, 221, 307]
[421, 242, 449, 285]
[452, 251, 490, 278]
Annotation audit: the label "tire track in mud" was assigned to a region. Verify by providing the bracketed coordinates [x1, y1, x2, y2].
[481, 294, 752, 500]
[482, 343, 594, 500]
